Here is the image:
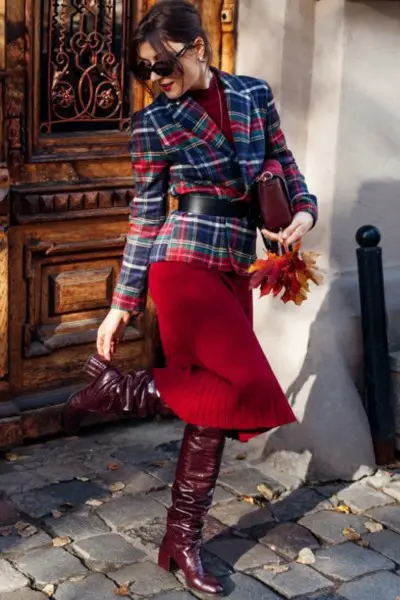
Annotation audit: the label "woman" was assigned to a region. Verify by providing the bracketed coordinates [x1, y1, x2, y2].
[63, 0, 317, 595]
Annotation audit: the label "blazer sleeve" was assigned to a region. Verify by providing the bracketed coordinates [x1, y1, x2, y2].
[265, 85, 318, 224]
[112, 111, 169, 313]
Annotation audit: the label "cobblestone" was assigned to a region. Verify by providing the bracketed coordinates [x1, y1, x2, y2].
[0, 472, 49, 497]
[313, 542, 394, 581]
[205, 535, 281, 571]
[219, 572, 282, 599]
[0, 560, 28, 593]
[338, 571, 400, 600]
[366, 505, 400, 533]
[254, 563, 334, 598]
[54, 573, 118, 600]
[44, 510, 110, 541]
[382, 480, 400, 502]
[209, 499, 274, 530]
[337, 483, 394, 513]
[35, 462, 93, 484]
[96, 464, 163, 495]
[0, 591, 47, 600]
[0, 530, 52, 556]
[298, 510, 370, 544]
[151, 593, 194, 600]
[0, 502, 20, 526]
[46, 480, 108, 507]
[363, 528, 400, 563]
[9, 490, 62, 519]
[2, 419, 400, 600]
[97, 495, 166, 531]
[14, 547, 88, 585]
[112, 440, 181, 467]
[108, 560, 180, 596]
[257, 522, 320, 560]
[271, 488, 328, 522]
[72, 533, 146, 571]
[219, 468, 284, 498]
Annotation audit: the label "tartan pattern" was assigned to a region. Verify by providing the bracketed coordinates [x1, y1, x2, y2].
[112, 70, 318, 312]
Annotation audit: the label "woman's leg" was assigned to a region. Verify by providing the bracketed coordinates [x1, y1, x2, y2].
[158, 424, 225, 595]
[149, 262, 295, 593]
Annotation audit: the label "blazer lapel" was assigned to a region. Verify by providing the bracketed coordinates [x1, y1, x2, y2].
[166, 93, 235, 158]
[217, 70, 253, 188]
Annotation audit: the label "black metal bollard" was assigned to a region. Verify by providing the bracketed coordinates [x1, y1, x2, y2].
[356, 225, 395, 465]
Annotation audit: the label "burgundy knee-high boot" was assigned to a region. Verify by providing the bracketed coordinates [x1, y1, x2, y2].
[158, 424, 226, 595]
[62, 355, 173, 434]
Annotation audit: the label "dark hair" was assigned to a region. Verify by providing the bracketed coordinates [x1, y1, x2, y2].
[129, 0, 212, 84]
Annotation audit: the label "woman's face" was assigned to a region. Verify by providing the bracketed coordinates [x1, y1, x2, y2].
[137, 39, 205, 99]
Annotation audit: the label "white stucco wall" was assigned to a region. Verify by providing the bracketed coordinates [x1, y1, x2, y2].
[236, 0, 400, 481]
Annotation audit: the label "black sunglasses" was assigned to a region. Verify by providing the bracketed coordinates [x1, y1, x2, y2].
[135, 43, 194, 81]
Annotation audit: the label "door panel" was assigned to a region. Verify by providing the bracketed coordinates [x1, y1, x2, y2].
[0, 0, 9, 386]
[4, 0, 237, 396]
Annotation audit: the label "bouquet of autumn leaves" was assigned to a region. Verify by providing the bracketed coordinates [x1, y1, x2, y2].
[248, 243, 323, 305]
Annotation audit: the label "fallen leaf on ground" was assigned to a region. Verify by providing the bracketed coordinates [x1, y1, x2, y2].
[263, 564, 289, 574]
[357, 539, 370, 548]
[336, 504, 351, 514]
[76, 476, 90, 482]
[329, 494, 340, 508]
[109, 482, 126, 493]
[236, 453, 247, 461]
[296, 548, 316, 565]
[5, 453, 19, 462]
[239, 495, 256, 505]
[257, 482, 283, 501]
[51, 510, 64, 519]
[114, 585, 130, 596]
[0, 526, 13, 537]
[364, 521, 383, 533]
[107, 462, 121, 471]
[15, 521, 30, 531]
[52, 536, 71, 547]
[43, 584, 55, 597]
[19, 524, 38, 538]
[86, 498, 104, 508]
[149, 459, 168, 467]
[342, 527, 361, 541]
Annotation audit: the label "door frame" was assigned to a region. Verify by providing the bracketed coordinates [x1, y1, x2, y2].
[0, 0, 238, 448]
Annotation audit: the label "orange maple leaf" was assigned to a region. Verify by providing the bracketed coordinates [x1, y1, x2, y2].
[249, 244, 323, 305]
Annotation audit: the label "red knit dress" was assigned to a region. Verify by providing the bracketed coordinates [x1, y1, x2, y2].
[149, 75, 296, 442]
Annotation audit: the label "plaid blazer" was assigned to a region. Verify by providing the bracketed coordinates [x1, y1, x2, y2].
[112, 69, 318, 312]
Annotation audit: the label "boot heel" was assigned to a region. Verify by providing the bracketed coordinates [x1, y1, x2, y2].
[158, 548, 176, 572]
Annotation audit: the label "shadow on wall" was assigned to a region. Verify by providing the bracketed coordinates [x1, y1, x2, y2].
[262, 179, 400, 482]
[348, 0, 400, 19]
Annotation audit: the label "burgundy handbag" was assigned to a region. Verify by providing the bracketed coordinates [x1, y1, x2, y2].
[255, 158, 292, 233]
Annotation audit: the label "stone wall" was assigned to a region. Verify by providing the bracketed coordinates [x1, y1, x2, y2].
[236, 0, 400, 481]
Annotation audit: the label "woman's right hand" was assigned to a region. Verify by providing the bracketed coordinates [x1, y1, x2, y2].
[97, 308, 132, 361]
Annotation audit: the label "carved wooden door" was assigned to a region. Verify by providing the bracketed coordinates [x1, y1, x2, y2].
[2, 0, 237, 404]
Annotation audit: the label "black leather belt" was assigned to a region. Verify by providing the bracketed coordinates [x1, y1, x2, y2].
[178, 194, 250, 219]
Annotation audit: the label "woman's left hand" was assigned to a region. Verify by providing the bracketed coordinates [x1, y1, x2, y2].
[262, 211, 314, 249]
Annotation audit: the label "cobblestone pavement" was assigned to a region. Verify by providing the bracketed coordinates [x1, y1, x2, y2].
[1, 418, 400, 600]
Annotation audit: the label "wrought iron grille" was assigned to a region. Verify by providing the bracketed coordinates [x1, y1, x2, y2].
[40, 0, 131, 135]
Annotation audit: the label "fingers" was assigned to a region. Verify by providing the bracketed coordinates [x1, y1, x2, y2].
[261, 228, 283, 243]
[284, 224, 308, 246]
[97, 331, 105, 358]
[97, 330, 113, 362]
[102, 332, 113, 362]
